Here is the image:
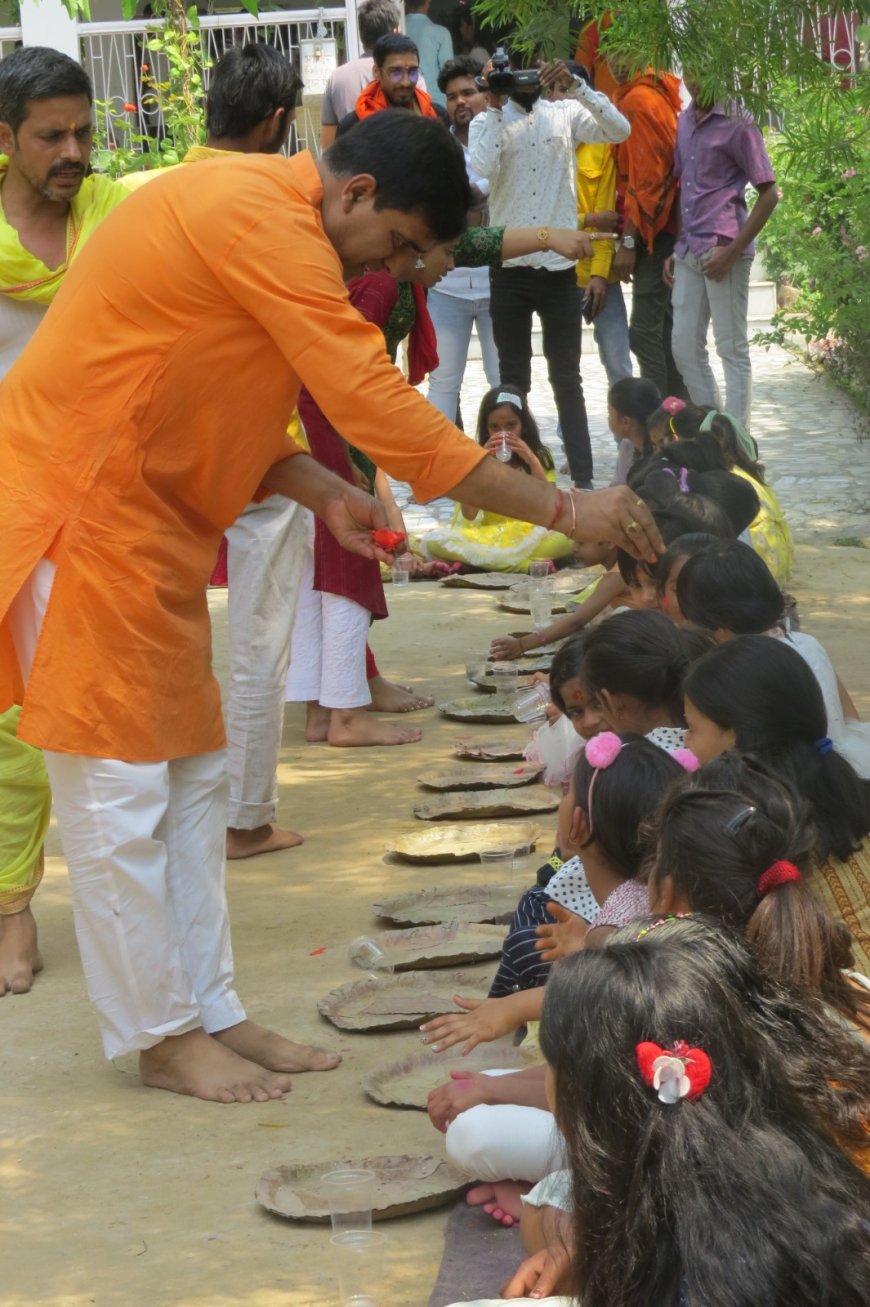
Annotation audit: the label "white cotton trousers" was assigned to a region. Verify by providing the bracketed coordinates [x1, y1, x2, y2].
[9, 559, 245, 1060]
[225, 494, 307, 829]
[670, 251, 753, 430]
[445, 1071, 564, 1183]
[285, 513, 371, 710]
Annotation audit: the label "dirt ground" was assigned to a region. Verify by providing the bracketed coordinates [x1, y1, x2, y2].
[3, 543, 870, 1307]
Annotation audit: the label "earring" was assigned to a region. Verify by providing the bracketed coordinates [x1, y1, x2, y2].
[414, 256, 425, 270]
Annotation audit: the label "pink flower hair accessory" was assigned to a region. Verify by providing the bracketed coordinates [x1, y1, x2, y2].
[671, 747, 700, 773]
[661, 396, 686, 415]
[585, 731, 623, 769]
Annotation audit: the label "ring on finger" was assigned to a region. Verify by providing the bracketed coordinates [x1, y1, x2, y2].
[626, 520, 641, 534]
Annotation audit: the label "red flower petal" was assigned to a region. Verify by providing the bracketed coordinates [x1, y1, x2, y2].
[371, 528, 406, 551]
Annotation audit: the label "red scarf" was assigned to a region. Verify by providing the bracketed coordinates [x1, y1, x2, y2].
[354, 80, 439, 121]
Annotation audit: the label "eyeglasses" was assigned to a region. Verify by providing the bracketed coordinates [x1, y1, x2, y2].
[385, 65, 420, 84]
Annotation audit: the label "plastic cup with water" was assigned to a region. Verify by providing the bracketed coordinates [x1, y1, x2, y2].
[512, 682, 550, 723]
[391, 557, 412, 587]
[530, 591, 552, 631]
[494, 431, 512, 463]
[528, 560, 550, 585]
[489, 662, 518, 701]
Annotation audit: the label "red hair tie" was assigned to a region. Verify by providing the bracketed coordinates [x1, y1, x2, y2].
[757, 860, 802, 899]
[636, 1040, 712, 1103]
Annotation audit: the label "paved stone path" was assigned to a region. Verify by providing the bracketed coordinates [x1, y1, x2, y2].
[396, 338, 870, 542]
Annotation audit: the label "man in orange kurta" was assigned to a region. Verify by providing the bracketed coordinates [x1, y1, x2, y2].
[0, 111, 658, 1102]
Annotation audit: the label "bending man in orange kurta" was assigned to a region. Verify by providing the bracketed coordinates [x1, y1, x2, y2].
[0, 110, 660, 1102]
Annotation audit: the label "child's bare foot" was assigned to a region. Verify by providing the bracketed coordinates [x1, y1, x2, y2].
[327, 708, 422, 747]
[139, 1029, 293, 1102]
[0, 906, 43, 995]
[226, 824, 303, 859]
[304, 702, 331, 743]
[214, 1019, 340, 1073]
[367, 674, 433, 713]
[466, 1181, 531, 1227]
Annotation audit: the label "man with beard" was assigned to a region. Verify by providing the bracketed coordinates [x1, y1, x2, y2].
[469, 55, 630, 490]
[0, 46, 126, 997]
[426, 55, 500, 421]
[335, 32, 447, 136]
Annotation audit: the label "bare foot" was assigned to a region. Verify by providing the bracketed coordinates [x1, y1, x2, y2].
[367, 674, 434, 713]
[226, 824, 304, 859]
[466, 1181, 531, 1227]
[139, 1028, 293, 1102]
[214, 1019, 340, 1073]
[0, 906, 44, 995]
[327, 708, 422, 747]
[304, 701, 331, 743]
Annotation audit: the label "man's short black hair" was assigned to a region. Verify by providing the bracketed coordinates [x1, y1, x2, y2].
[437, 55, 483, 94]
[325, 110, 470, 242]
[358, 0, 400, 51]
[205, 43, 302, 139]
[0, 46, 92, 133]
[372, 33, 419, 68]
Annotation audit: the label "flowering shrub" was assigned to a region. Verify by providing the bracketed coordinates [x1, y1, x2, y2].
[758, 74, 870, 410]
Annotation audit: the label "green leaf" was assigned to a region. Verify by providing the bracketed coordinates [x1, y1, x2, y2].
[238, 0, 259, 14]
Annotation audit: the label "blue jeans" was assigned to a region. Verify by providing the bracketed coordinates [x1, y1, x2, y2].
[590, 280, 633, 386]
[426, 289, 501, 422]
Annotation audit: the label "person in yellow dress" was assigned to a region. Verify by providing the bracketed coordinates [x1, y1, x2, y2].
[424, 387, 575, 572]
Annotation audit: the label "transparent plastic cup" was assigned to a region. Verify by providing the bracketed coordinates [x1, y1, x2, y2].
[530, 592, 553, 631]
[512, 682, 551, 723]
[391, 557, 412, 587]
[528, 560, 550, 584]
[348, 937, 394, 976]
[322, 1170, 377, 1235]
[489, 663, 518, 700]
[466, 653, 489, 687]
[330, 1229, 387, 1306]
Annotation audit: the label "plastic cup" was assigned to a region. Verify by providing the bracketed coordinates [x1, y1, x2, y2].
[478, 848, 514, 869]
[530, 592, 552, 631]
[322, 1170, 377, 1235]
[528, 560, 550, 584]
[489, 663, 518, 700]
[391, 557, 412, 587]
[348, 937, 393, 976]
[330, 1229, 387, 1306]
[465, 653, 489, 687]
[512, 682, 551, 723]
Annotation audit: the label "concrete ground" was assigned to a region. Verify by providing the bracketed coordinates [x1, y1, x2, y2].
[3, 340, 870, 1307]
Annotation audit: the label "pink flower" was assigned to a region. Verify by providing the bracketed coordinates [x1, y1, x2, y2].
[585, 731, 623, 768]
[672, 747, 700, 773]
[841, 168, 857, 179]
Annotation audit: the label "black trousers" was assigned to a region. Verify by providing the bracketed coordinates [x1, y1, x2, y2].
[489, 265, 593, 484]
[629, 230, 688, 400]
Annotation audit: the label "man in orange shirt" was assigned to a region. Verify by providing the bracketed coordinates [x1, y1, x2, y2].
[0, 112, 659, 1102]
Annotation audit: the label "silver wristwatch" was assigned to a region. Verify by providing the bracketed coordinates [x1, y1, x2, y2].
[620, 234, 636, 250]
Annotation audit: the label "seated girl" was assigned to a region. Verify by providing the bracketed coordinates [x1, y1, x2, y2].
[676, 538, 870, 777]
[651, 752, 870, 1032]
[683, 635, 870, 973]
[423, 735, 688, 1224]
[606, 376, 661, 485]
[453, 915, 870, 1307]
[421, 387, 575, 573]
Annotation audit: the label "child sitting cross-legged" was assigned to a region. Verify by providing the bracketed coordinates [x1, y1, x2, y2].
[422, 733, 692, 1227]
[448, 915, 870, 1307]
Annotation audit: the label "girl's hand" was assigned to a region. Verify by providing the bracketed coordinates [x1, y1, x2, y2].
[419, 995, 517, 1056]
[500, 1245, 571, 1299]
[490, 635, 522, 661]
[426, 1070, 489, 1132]
[535, 903, 588, 962]
[545, 227, 594, 262]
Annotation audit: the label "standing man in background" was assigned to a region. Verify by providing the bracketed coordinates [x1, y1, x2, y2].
[320, 0, 401, 149]
[404, 0, 453, 107]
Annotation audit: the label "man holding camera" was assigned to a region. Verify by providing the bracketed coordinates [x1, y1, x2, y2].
[469, 53, 630, 489]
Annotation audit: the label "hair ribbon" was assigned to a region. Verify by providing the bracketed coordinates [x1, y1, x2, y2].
[636, 1039, 712, 1103]
[495, 389, 522, 409]
[815, 736, 833, 755]
[757, 859, 802, 898]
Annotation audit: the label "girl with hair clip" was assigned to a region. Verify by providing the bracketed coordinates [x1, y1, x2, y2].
[447, 916, 870, 1307]
[655, 407, 794, 583]
[683, 635, 870, 972]
[423, 737, 693, 1232]
[422, 386, 576, 573]
[649, 755, 870, 1032]
[677, 541, 870, 779]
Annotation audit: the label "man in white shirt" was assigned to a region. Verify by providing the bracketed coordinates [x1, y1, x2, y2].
[404, 0, 453, 107]
[426, 55, 499, 422]
[320, 0, 400, 149]
[469, 55, 629, 488]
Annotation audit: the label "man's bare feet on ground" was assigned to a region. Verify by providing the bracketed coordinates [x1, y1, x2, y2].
[328, 707, 422, 746]
[367, 674, 434, 714]
[466, 1180, 531, 1227]
[226, 824, 304, 859]
[139, 1028, 293, 1102]
[304, 702, 331, 742]
[0, 905, 43, 995]
[214, 1019, 341, 1073]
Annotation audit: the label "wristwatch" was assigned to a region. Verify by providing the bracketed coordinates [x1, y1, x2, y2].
[620, 234, 636, 250]
[537, 226, 550, 248]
